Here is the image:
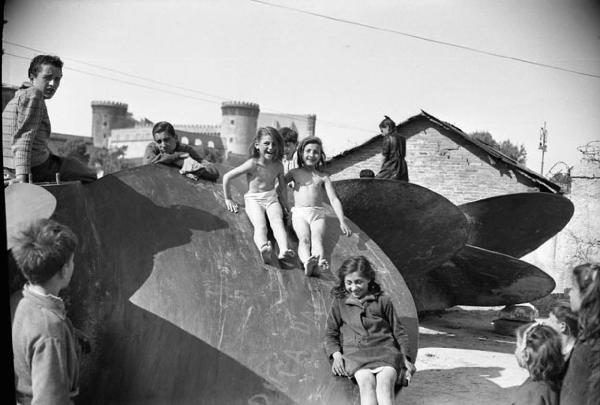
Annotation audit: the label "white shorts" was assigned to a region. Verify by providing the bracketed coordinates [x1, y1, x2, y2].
[291, 206, 325, 225]
[244, 189, 279, 210]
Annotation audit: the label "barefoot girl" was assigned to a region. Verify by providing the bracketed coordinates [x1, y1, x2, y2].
[285, 136, 351, 276]
[222, 127, 294, 265]
[325, 256, 415, 405]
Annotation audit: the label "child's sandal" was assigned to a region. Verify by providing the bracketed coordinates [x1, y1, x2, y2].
[318, 258, 329, 273]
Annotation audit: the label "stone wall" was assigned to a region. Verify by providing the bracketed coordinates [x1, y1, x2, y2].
[524, 157, 600, 291]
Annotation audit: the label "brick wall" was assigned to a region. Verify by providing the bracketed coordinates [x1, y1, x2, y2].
[327, 120, 537, 205]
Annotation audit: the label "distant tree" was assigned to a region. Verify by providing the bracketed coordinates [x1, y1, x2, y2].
[470, 131, 527, 164]
[89, 146, 129, 175]
[57, 138, 90, 164]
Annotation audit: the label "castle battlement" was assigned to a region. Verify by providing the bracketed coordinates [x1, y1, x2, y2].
[91, 100, 129, 110]
[221, 101, 260, 111]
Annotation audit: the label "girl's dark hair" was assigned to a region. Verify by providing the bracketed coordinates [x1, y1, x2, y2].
[28, 55, 63, 79]
[572, 263, 600, 341]
[296, 136, 326, 170]
[518, 324, 565, 391]
[11, 219, 78, 285]
[331, 256, 382, 298]
[550, 301, 579, 338]
[152, 121, 177, 139]
[249, 127, 283, 161]
[379, 115, 396, 131]
[279, 127, 298, 144]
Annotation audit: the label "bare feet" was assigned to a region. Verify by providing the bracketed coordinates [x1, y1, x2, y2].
[304, 255, 318, 277]
[260, 242, 273, 265]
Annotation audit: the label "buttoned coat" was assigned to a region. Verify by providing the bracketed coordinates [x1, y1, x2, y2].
[325, 292, 409, 376]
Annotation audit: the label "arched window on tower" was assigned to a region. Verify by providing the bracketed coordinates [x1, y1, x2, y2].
[181, 136, 189, 145]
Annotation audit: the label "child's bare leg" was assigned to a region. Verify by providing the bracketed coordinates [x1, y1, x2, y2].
[245, 201, 269, 252]
[266, 203, 290, 255]
[292, 214, 317, 275]
[310, 218, 328, 270]
[375, 367, 397, 405]
[354, 369, 377, 405]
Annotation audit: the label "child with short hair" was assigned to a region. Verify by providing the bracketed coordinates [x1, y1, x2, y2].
[10, 218, 81, 404]
[223, 127, 295, 265]
[279, 127, 299, 175]
[546, 301, 578, 362]
[143, 121, 219, 181]
[325, 256, 415, 405]
[285, 136, 351, 276]
[561, 263, 600, 405]
[511, 323, 563, 405]
[376, 115, 409, 181]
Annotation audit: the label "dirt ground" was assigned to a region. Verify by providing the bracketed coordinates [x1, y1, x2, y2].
[399, 307, 529, 405]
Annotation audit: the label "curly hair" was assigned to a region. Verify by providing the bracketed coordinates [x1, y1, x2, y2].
[11, 219, 78, 285]
[572, 263, 600, 341]
[249, 127, 284, 161]
[28, 55, 63, 79]
[515, 323, 564, 391]
[296, 136, 326, 171]
[330, 256, 382, 299]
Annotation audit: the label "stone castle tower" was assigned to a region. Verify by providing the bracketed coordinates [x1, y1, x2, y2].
[220, 101, 260, 159]
[91, 101, 131, 148]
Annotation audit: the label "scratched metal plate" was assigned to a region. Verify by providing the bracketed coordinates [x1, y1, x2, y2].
[459, 192, 574, 258]
[334, 178, 469, 311]
[34, 165, 418, 405]
[430, 245, 556, 307]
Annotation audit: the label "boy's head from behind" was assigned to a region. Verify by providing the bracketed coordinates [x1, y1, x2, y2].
[279, 127, 298, 159]
[12, 219, 78, 286]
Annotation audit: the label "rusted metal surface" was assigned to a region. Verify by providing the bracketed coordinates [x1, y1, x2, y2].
[334, 178, 469, 311]
[459, 192, 574, 258]
[26, 165, 418, 405]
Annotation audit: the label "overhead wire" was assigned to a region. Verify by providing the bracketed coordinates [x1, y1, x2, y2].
[249, 0, 600, 79]
[4, 43, 375, 134]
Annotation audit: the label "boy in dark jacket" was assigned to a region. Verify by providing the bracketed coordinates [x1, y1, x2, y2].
[143, 121, 219, 181]
[375, 115, 409, 181]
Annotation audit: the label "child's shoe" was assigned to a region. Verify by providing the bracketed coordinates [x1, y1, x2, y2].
[304, 256, 318, 277]
[278, 249, 296, 267]
[260, 242, 273, 265]
[318, 258, 329, 273]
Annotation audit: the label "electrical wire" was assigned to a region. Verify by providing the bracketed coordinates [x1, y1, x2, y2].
[249, 0, 600, 79]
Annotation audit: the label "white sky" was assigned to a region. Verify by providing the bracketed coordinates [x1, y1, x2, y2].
[3, 0, 599, 175]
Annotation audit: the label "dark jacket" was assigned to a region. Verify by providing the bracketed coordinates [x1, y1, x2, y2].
[560, 337, 600, 405]
[376, 131, 409, 181]
[511, 377, 559, 405]
[325, 293, 409, 376]
[143, 142, 219, 181]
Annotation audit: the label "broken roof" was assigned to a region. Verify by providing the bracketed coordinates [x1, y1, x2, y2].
[327, 109, 562, 193]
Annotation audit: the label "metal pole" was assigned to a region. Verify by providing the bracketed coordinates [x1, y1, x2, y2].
[539, 122, 547, 174]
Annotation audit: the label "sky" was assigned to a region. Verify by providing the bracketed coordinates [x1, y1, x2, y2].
[3, 0, 600, 175]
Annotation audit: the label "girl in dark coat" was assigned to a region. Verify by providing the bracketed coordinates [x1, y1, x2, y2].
[325, 256, 415, 405]
[375, 116, 409, 181]
[561, 263, 600, 405]
[511, 323, 563, 405]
